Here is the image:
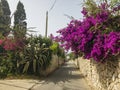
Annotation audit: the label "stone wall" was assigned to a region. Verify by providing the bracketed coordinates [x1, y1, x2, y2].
[74, 57, 120, 90]
[40, 55, 64, 76]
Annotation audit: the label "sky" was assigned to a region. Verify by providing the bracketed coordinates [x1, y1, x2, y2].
[7, 0, 84, 36]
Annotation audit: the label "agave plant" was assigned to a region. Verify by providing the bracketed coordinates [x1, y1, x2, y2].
[18, 36, 52, 75]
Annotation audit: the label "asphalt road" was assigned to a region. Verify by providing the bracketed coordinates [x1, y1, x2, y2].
[31, 61, 92, 90]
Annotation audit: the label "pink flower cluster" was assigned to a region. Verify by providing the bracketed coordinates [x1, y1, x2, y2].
[0, 38, 23, 51]
[53, 2, 120, 62]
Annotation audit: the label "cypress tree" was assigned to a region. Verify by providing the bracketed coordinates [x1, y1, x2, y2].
[0, 0, 11, 36]
[0, 2, 3, 36]
[1, 0, 11, 15]
[1, 0, 11, 25]
[0, 2, 3, 16]
[14, 1, 27, 28]
[14, 1, 27, 38]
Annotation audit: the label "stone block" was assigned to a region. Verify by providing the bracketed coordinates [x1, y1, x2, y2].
[118, 74, 120, 79]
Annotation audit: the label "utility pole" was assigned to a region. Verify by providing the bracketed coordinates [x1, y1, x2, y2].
[45, 11, 48, 37]
[45, 0, 57, 37]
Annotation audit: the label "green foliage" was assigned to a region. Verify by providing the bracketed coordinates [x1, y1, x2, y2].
[14, 1, 26, 27]
[14, 1, 27, 38]
[0, 2, 3, 16]
[0, 0, 11, 25]
[13, 25, 26, 39]
[18, 36, 52, 75]
[83, 0, 98, 16]
[41, 37, 52, 47]
[0, 36, 54, 77]
[110, 0, 120, 8]
[0, 52, 16, 78]
[1, 0, 11, 15]
[50, 42, 65, 58]
[67, 52, 78, 60]
[0, 0, 66, 78]
[0, 0, 11, 35]
[50, 42, 59, 54]
[83, 0, 120, 16]
[57, 47, 65, 58]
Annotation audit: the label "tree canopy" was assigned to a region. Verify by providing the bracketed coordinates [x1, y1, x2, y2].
[0, 0, 11, 36]
[14, 1, 26, 26]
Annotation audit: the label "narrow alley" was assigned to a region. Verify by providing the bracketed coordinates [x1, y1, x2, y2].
[31, 61, 92, 90]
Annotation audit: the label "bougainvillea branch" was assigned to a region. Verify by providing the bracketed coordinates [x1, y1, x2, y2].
[53, 0, 120, 62]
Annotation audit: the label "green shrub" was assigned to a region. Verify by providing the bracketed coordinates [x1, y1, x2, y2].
[50, 42, 59, 54]
[0, 52, 16, 78]
[18, 36, 52, 75]
[50, 42, 65, 58]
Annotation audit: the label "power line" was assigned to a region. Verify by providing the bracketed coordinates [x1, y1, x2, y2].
[49, 0, 57, 12]
[45, 0, 57, 37]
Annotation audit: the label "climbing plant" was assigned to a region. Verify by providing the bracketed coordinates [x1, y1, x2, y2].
[53, 0, 120, 62]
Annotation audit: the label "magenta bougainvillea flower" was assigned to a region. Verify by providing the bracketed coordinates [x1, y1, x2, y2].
[3, 39, 17, 50]
[0, 40, 3, 45]
[81, 7, 88, 16]
[0, 38, 24, 51]
[53, 2, 120, 62]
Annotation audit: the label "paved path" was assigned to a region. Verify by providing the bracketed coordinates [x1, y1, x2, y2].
[0, 79, 40, 90]
[31, 61, 92, 90]
[0, 61, 92, 90]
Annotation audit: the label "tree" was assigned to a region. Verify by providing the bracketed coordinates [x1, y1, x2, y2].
[1, 0, 11, 25]
[14, 1, 27, 38]
[14, 1, 27, 28]
[0, 0, 11, 36]
[0, 2, 4, 37]
[0, 2, 3, 16]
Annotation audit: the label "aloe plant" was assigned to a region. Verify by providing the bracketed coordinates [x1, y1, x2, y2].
[18, 36, 52, 75]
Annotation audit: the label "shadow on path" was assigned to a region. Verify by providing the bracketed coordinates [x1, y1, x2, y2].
[41, 62, 85, 85]
[31, 61, 92, 90]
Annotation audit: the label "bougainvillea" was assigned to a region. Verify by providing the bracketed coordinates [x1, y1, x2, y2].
[3, 39, 17, 50]
[0, 40, 3, 45]
[0, 38, 24, 51]
[53, 1, 120, 62]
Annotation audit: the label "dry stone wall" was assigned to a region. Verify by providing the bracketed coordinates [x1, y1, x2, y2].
[74, 57, 120, 90]
[40, 55, 64, 76]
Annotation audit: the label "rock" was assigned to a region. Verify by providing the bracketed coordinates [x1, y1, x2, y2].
[112, 84, 120, 90]
[112, 75, 116, 81]
[118, 74, 120, 79]
[119, 79, 120, 83]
